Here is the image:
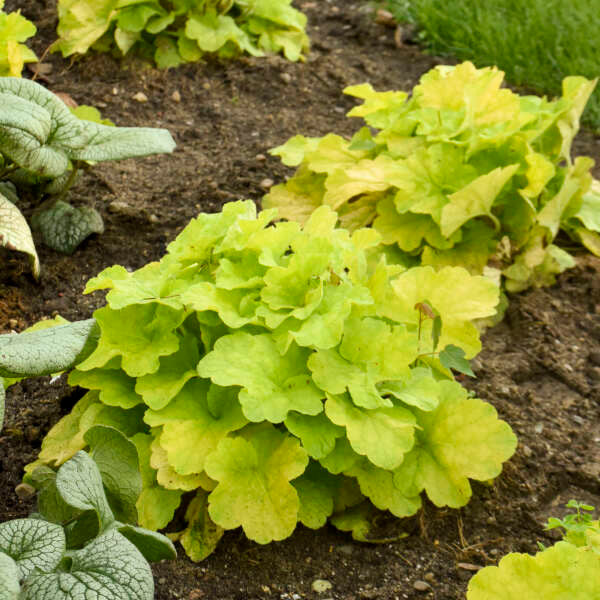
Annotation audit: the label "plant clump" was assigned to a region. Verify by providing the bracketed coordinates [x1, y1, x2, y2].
[53, 0, 309, 68]
[21, 201, 517, 560]
[264, 61, 600, 292]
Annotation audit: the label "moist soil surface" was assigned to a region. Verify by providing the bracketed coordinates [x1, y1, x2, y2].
[2, 2, 600, 599]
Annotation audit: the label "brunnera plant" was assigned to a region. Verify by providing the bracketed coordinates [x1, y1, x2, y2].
[4, 201, 517, 560]
[0, 446, 176, 600]
[0, 378, 175, 600]
[53, 0, 309, 68]
[0, 77, 175, 277]
[264, 61, 600, 293]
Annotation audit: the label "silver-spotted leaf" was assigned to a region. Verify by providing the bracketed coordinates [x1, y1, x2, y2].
[22, 529, 154, 600]
[0, 187, 39, 277]
[0, 519, 65, 580]
[31, 200, 104, 255]
[0, 318, 98, 378]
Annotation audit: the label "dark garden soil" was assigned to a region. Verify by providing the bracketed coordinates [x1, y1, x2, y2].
[1, 1, 600, 598]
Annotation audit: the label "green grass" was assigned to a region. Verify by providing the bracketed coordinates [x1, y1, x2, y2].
[386, 0, 600, 130]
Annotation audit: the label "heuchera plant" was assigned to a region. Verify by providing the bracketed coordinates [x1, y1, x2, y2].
[0, 77, 176, 276]
[0, 0, 37, 76]
[53, 0, 309, 68]
[467, 501, 600, 599]
[13, 201, 516, 560]
[264, 61, 600, 292]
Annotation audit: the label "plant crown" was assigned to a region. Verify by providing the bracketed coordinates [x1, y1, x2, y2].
[467, 501, 600, 598]
[0, 77, 175, 275]
[264, 61, 600, 292]
[0, 0, 37, 77]
[23, 201, 517, 560]
[53, 0, 309, 67]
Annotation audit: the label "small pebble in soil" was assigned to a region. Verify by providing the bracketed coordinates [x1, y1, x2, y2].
[534, 423, 544, 434]
[280, 72, 292, 84]
[171, 90, 181, 102]
[260, 178, 275, 189]
[424, 572, 435, 582]
[255, 154, 267, 161]
[133, 92, 148, 102]
[312, 579, 333, 593]
[413, 580, 431, 592]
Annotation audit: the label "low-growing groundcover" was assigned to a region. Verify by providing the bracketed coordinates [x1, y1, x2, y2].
[467, 501, 600, 599]
[264, 61, 600, 292]
[53, 0, 310, 67]
[13, 201, 517, 561]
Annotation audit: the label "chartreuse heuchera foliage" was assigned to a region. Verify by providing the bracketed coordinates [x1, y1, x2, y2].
[0, 77, 175, 276]
[20, 201, 516, 560]
[264, 61, 600, 292]
[0, 0, 37, 76]
[467, 501, 600, 599]
[53, 0, 309, 68]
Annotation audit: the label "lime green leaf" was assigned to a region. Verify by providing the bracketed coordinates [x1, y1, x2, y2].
[205, 425, 308, 543]
[347, 459, 421, 518]
[393, 381, 517, 507]
[378, 367, 442, 411]
[144, 379, 247, 475]
[325, 393, 416, 471]
[130, 433, 183, 531]
[198, 333, 324, 423]
[292, 463, 338, 529]
[169, 490, 224, 562]
[440, 164, 518, 237]
[309, 348, 388, 410]
[149, 436, 210, 491]
[319, 437, 360, 475]
[135, 330, 201, 410]
[284, 412, 345, 459]
[69, 361, 142, 410]
[78, 304, 185, 377]
[389, 266, 499, 358]
[467, 542, 600, 599]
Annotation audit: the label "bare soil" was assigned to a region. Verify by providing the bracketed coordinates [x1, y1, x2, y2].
[1, 2, 600, 599]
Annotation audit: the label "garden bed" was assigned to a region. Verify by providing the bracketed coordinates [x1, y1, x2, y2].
[1, 1, 599, 598]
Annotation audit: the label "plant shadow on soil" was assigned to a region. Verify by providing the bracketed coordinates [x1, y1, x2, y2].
[1, 1, 600, 599]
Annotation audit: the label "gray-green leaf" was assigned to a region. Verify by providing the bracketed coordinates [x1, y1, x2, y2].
[22, 529, 154, 600]
[0, 188, 40, 278]
[0, 77, 175, 178]
[0, 318, 99, 378]
[55, 451, 115, 532]
[0, 551, 20, 600]
[84, 425, 142, 524]
[0, 519, 65, 579]
[31, 200, 104, 254]
[117, 524, 177, 562]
